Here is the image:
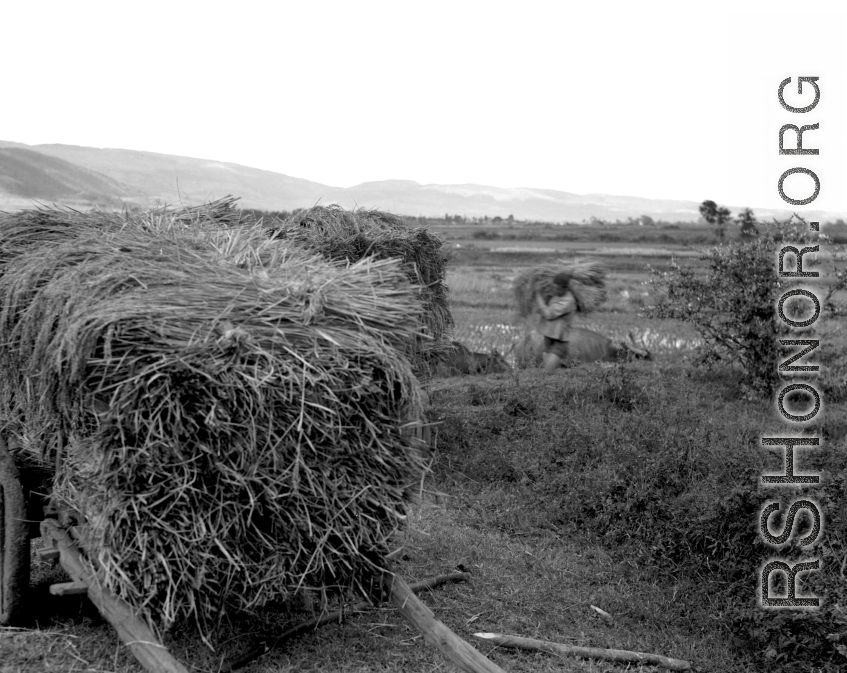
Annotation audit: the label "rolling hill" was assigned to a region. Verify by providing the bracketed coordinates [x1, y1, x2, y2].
[0, 146, 136, 208]
[1, 140, 842, 223]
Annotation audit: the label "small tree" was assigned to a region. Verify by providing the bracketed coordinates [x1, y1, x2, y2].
[647, 215, 846, 394]
[699, 200, 732, 241]
[736, 208, 758, 239]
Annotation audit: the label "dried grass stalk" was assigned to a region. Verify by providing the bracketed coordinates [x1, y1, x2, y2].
[265, 206, 453, 373]
[0, 196, 244, 272]
[0, 202, 428, 641]
[513, 257, 607, 317]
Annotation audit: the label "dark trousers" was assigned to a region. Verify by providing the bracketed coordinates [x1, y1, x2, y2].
[542, 336, 569, 359]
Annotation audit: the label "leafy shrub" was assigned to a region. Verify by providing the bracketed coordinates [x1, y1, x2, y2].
[722, 473, 847, 672]
[818, 339, 847, 403]
[647, 215, 847, 394]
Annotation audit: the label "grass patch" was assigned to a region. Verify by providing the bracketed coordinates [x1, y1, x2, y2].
[425, 362, 847, 671]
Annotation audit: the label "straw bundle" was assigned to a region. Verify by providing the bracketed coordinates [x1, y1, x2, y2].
[266, 206, 453, 372]
[0, 195, 244, 271]
[0, 207, 115, 270]
[0, 206, 428, 638]
[513, 258, 607, 318]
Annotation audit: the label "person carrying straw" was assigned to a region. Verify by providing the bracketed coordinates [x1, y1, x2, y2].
[513, 258, 607, 373]
[534, 271, 578, 373]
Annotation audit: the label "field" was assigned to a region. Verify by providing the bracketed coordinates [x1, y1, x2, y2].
[2, 221, 846, 673]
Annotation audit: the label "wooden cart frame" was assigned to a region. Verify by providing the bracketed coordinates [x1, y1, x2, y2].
[0, 434, 505, 673]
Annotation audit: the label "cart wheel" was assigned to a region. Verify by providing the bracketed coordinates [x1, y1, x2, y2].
[0, 436, 30, 626]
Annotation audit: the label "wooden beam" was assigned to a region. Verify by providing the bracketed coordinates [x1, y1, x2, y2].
[36, 547, 60, 561]
[386, 573, 508, 673]
[473, 632, 691, 671]
[49, 581, 89, 596]
[40, 519, 189, 673]
[0, 435, 30, 627]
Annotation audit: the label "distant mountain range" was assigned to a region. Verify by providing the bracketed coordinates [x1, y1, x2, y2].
[1, 140, 842, 223]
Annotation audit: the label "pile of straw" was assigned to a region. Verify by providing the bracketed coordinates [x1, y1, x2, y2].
[0, 208, 116, 269]
[0, 195, 244, 271]
[265, 206, 453, 371]
[513, 257, 607, 318]
[0, 204, 428, 638]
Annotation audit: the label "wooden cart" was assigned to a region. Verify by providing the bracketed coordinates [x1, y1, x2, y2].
[0, 434, 503, 673]
[0, 436, 50, 627]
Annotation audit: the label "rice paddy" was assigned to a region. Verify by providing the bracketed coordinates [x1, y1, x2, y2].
[446, 262, 704, 364]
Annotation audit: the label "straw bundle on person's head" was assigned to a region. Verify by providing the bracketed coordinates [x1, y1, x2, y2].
[266, 206, 453, 372]
[0, 204, 428, 640]
[513, 257, 607, 317]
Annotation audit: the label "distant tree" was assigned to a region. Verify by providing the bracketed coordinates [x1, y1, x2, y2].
[736, 208, 759, 239]
[698, 200, 717, 223]
[492, 216, 503, 224]
[639, 215, 655, 227]
[507, 214, 515, 223]
[699, 200, 732, 241]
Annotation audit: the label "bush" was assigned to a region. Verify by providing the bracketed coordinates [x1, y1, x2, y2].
[721, 473, 847, 672]
[646, 215, 847, 394]
[471, 230, 500, 240]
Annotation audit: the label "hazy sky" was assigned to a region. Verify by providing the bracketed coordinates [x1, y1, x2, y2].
[3, 0, 845, 212]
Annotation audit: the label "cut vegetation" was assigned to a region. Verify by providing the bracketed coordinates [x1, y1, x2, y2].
[0, 203, 844, 673]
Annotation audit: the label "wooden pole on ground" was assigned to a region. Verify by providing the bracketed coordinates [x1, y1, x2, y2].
[40, 519, 189, 673]
[473, 632, 691, 671]
[386, 572, 508, 673]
